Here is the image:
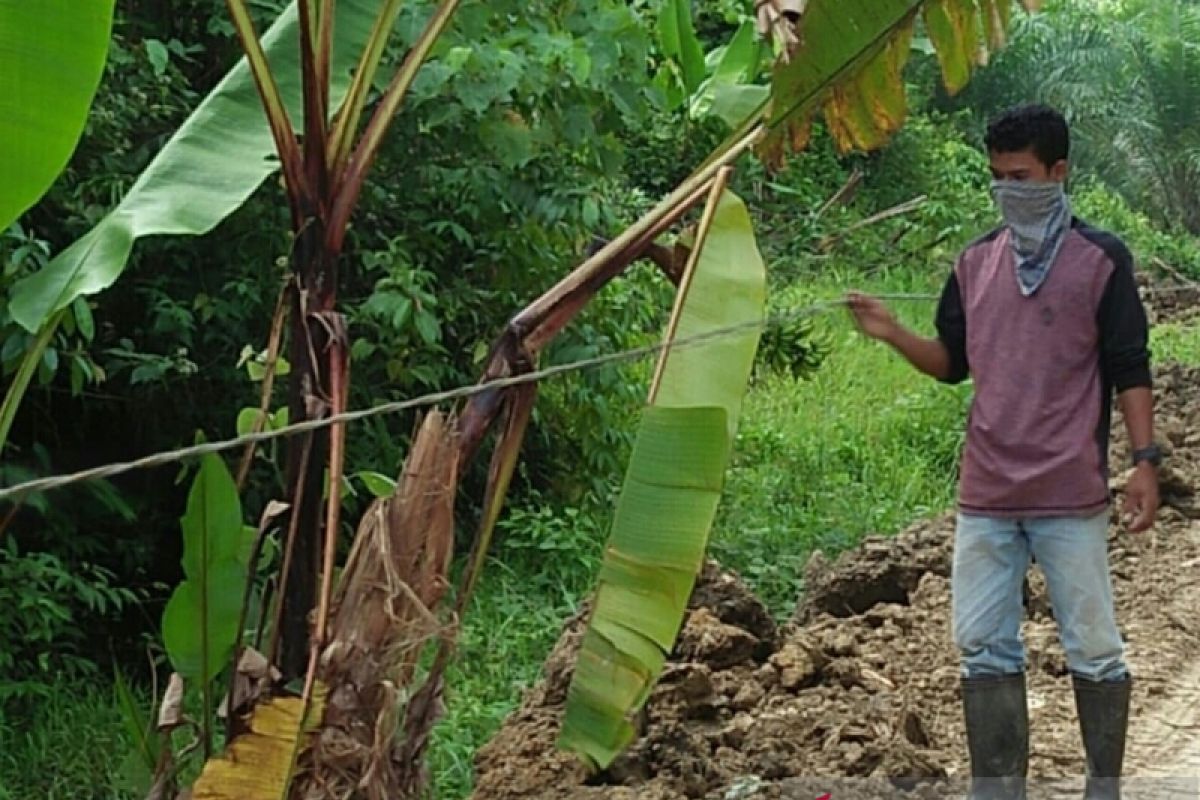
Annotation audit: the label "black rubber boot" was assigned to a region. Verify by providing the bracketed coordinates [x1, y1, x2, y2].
[1073, 673, 1132, 800]
[962, 672, 1029, 800]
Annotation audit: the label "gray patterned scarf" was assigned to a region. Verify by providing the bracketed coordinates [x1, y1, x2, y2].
[991, 179, 1072, 297]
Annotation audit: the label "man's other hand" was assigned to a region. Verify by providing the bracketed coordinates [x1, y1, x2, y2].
[1123, 462, 1160, 533]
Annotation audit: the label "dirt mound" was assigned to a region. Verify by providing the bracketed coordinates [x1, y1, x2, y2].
[470, 562, 779, 799]
[472, 364, 1200, 800]
[794, 522, 952, 624]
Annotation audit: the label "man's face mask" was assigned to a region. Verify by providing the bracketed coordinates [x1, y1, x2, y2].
[990, 179, 1071, 296]
[991, 180, 1067, 240]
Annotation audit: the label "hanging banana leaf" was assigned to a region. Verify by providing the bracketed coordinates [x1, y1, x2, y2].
[191, 690, 325, 800]
[980, 0, 1015, 51]
[761, 0, 1040, 160]
[7, 0, 379, 334]
[925, 0, 983, 93]
[0, 0, 114, 231]
[923, 0, 1040, 84]
[558, 187, 765, 769]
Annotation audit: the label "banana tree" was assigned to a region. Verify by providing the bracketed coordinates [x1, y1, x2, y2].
[14, 0, 463, 680]
[655, 0, 771, 129]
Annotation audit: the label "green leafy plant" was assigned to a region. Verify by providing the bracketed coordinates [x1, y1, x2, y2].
[161, 453, 249, 756]
[0, 0, 378, 453]
[655, 0, 770, 129]
[496, 499, 607, 579]
[0, 224, 104, 401]
[0, 539, 138, 699]
[1073, 180, 1200, 279]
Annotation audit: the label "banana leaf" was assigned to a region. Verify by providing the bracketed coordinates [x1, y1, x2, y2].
[658, 0, 707, 96]
[558, 189, 765, 769]
[7, 0, 379, 334]
[191, 690, 325, 800]
[0, 0, 114, 230]
[762, 0, 1039, 160]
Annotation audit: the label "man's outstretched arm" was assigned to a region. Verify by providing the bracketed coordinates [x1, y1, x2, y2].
[846, 292, 959, 382]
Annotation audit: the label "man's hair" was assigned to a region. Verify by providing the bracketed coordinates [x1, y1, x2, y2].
[984, 104, 1070, 167]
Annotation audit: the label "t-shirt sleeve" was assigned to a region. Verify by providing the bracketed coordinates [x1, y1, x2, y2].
[1097, 241, 1152, 392]
[935, 268, 969, 385]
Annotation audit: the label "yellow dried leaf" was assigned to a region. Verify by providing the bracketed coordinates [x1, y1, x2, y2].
[761, 0, 920, 161]
[191, 690, 325, 800]
[761, 0, 1032, 161]
[823, 20, 914, 152]
[789, 116, 814, 152]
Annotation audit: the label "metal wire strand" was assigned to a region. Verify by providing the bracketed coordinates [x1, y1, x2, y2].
[0, 285, 1193, 502]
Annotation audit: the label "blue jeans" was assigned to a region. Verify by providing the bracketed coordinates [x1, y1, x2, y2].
[952, 511, 1128, 682]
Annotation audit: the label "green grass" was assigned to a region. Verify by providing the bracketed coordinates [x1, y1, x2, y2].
[1152, 319, 1200, 366]
[0, 684, 138, 800]
[429, 500, 610, 796]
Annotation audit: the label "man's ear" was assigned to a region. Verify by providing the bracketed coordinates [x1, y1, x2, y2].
[1051, 159, 1069, 182]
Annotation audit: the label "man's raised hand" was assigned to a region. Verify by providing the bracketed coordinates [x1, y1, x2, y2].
[846, 292, 897, 342]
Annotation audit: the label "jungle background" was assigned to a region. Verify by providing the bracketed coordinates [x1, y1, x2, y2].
[3, 0, 1200, 797]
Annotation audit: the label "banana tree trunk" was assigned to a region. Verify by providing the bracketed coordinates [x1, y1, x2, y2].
[280, 222, 338, 678]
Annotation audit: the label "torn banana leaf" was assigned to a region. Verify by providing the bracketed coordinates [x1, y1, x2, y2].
[558, 190, 765, 769]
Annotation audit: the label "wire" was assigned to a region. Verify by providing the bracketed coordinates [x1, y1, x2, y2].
[0, 285, 1193, 502]
[0, 295, 856, 501]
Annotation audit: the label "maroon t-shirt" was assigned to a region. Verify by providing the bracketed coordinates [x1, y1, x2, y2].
[935, 218, 1152, 518]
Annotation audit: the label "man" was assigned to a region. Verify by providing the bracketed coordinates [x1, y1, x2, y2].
[847, 104, 1161, 800]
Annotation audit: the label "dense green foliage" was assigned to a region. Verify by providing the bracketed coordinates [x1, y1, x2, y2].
[2, 0, 1200, 797]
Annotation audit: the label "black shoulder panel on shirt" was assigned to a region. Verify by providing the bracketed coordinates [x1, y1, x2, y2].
[935, 271, 970, 385]
[1074, 218, 1153, 393]
[1072, 218, 1135, 273]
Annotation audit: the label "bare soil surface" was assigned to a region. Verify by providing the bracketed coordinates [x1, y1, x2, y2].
[472, 361, 1200, 800]
[1143, 278, 1200, 326]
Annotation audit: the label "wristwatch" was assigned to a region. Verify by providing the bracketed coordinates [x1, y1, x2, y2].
[1131, 443, 1163, 469]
